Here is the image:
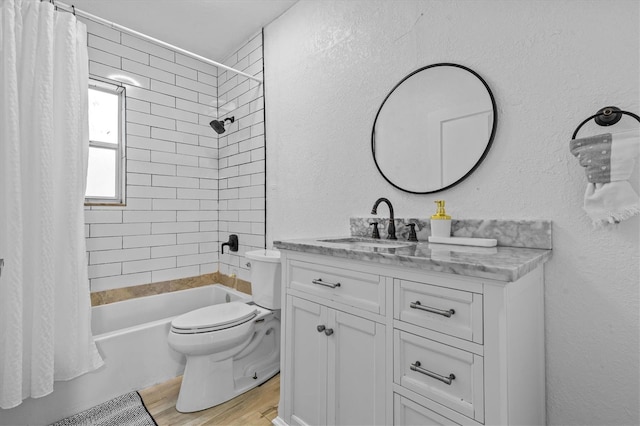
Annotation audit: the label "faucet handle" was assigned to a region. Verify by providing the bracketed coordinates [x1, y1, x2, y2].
[221, 234, 239, 254]
[407, 223, 418, 242]
[369, 222, 380, 239]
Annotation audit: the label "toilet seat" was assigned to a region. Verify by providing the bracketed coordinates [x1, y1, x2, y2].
[171, 302, 258, 334]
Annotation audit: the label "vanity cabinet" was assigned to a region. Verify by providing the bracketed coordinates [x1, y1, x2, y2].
[275, 250, 546, 426]
[285, 296, 386, 426]
[282, 256, 387, 426]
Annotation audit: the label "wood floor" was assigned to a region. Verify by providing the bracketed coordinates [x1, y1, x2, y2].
[139, 374, 280, 426]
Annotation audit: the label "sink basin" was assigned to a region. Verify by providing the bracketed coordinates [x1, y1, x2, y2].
[319, 237, 413, 249]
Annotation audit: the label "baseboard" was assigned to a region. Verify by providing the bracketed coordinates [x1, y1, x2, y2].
[271, 415, 289, 426]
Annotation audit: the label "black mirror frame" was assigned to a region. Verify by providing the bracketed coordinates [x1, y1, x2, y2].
[371, 63, 498, 194]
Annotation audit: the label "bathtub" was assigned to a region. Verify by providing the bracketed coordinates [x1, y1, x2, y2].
[0, 284, 250, 426]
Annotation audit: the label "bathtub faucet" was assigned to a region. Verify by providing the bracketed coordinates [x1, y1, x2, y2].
[221, 235, 239, 254]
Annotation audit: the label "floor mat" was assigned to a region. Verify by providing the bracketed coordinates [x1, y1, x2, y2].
[50, 391, 157, 426]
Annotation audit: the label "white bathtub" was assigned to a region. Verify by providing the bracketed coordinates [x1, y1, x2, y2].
[0, 284, 251, 426]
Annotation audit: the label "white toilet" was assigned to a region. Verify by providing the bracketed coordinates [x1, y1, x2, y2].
[167, 249, 281, 413]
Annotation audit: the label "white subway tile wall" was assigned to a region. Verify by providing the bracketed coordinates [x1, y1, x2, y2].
[83, 20, 266, 292]
[217, 32, 266, 283]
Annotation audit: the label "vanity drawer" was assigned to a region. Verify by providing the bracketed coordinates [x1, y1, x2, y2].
[288, 259, 384, 314]
[394, 330, 484, 423]
[394, 394, 460, 426]
[394, 279, 483, 344]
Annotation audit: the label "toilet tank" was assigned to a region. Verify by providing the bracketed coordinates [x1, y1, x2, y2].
[245, 250, 281, 310]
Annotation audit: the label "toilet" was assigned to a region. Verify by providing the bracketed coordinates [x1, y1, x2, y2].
[167, 249, 281, 413]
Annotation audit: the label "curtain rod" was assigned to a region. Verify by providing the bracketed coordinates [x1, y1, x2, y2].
[53, 1, 263, 84]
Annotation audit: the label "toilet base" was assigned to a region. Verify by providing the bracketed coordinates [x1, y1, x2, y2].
[175, 314, 280, 413]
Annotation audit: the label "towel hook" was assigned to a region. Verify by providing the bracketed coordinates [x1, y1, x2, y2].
[572, 106, 640, 139]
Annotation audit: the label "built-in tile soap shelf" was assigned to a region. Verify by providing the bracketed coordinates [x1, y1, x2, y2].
[350, 218, 552, 250]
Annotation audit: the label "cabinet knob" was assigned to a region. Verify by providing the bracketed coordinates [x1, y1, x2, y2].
[317, 325, 326, 333]
[324, 328, 334, 336]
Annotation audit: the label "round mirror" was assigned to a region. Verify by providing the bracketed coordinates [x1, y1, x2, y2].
[372, 63, 497, 194]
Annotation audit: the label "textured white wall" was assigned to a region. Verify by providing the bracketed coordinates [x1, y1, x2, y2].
[264, 1, 639, 424]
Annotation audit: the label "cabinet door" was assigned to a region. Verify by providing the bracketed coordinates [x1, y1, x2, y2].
[327, 310, 386, 426]
[288, 259, 385, 314]
[285, 296, 328, 426]
[394, 330, 484, 422]
[394, 279, 483, 343]
[394, 394, 461, 425]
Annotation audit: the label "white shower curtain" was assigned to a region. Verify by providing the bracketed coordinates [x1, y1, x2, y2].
[0, 0, 103, 409]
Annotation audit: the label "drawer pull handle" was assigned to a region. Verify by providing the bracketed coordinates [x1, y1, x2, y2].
[410, 301, 455, 318]
[410, 361, 455, 385]
[324, 328, 334, 336]
[317, 325, 326, 333]
[312, 278, 341, 289]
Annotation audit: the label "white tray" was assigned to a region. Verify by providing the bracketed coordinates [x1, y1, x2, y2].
[427, 236, 498, 247]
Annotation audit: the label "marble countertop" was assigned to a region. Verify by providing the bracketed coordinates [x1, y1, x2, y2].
[273, 237, 552, 282]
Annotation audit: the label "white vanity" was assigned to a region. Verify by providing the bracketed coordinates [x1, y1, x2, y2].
[272, 234, 551, 426]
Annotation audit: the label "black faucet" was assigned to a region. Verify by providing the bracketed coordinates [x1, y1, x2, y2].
[371, 198, 397, 240]
[221, 234, 239, 254]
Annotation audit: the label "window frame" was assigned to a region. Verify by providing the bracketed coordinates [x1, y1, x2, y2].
[85, 78, 127, 206]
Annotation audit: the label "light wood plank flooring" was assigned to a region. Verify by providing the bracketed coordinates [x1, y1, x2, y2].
[139, 374, 280, 426]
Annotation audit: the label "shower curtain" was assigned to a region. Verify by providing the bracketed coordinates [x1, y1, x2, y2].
[0, 0, 103, 409]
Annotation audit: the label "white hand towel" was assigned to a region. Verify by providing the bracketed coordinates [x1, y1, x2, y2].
[569, 129, 640, 226]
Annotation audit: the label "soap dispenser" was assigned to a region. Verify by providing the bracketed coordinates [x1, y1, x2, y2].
[430, 200, 451, 238]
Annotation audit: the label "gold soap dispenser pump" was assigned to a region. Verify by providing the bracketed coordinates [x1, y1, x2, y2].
[430, 200, 452, 238]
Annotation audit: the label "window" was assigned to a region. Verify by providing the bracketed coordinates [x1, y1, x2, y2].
[86, 79, 126, 205]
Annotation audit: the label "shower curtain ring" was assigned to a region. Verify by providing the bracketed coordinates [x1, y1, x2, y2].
[72, 5, 76, 15]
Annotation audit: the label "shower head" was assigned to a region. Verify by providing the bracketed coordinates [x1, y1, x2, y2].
[210, 120, 225, 134]
[209, 116, 235, 134]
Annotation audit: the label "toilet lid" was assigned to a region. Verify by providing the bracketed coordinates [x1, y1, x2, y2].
[171, 302, 258, 334]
